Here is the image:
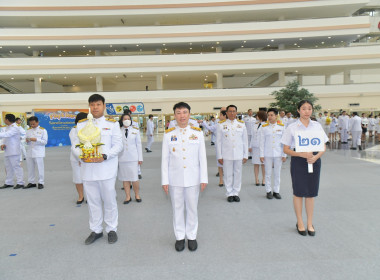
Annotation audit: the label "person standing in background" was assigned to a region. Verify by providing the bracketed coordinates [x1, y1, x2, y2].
[0, 114, 24, 189]
[25, 116, 48, 189]
[244, 109, 256, 160]
[146, 114, 155, 153]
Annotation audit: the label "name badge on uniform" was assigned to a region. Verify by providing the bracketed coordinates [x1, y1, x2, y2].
[237, 124, 242, 128]
[171, 135, 177, 141]
[189, 134, 198, 140]
[223, 125, 228, 130]
[103, 128, 110, 130]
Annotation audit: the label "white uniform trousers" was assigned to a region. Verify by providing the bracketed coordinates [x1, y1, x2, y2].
[4, 155, 24, 185]
[211, 133, 216, 143]
[341, 129, 349, 142]
[169, 185, 200, 240]
[247, 135, 252, 156]
[26, 157, 45, 184]
[223, 159, 243, 197]
[146, 135, 154, 150]
[351, 131, 361, 148]
[264, 157, 282, 193]
[83, 177, 118, 234]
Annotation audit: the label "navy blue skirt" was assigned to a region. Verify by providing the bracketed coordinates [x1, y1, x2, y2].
[290, 155, 321, 198]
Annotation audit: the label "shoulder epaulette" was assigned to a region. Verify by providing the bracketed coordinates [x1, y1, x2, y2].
[28, 127, 32, 130]
[106, 118, 117, 122]
[39, 127, 45, 130]
[191, 126, 202, 131]
[132, 126, 139, 130]
[219, 120, 226, 124]
[78, 118, 88, 123]
[237, 119, 244, 123]
[277, 120, 284, 126]
[165, 127, 175, 133]
[73, 125, 77, 128]
[190, 118, 197, 120]
[262, 123, 269, 127]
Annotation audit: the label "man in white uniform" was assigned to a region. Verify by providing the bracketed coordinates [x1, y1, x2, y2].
[349, 112, 362, 150]
[71, 94, 123, 245]
[0, 114, 25, 189]
[145, 114, 155, 152]
[24, 116, 48, 189]
[162, 102, 208, 252]
[259, 108, 287, 199]
[216, 105, 248, 202]
[244, 109, 255, 159]
[339, 111, 350, 144]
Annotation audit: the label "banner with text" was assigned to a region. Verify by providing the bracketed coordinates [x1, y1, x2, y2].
[2, 111, 27, 128]
[106, 102, 145, 115]
[33, 109, 88, 147]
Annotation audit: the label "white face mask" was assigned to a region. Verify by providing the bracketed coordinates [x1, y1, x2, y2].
[123, 120, 131, 127]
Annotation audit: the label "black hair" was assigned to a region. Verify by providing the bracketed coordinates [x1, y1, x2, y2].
[226, 105, 237, 111]
[297, 100, 314, 110]
[267, 108, 278, 115]
[5, 114, 16, 123]
[88, 94, 105, 104]
[353, 112, 358, 116]
[75, 112, 88, 124]
[173, 102, 191, 112]
[221, 110, 227, 117]
[118, 113, 131, 127]
[15, 117, 21, 122]
[124, 109, 131, 115]
[149, 114, 153, 118]
[28, 116, 39, 123]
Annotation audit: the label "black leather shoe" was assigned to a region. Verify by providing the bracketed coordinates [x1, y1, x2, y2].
[188, 239, 198, 251]
[108, 231, 118, 244]
[175, 239, 185, 252]
[233, 196, 240, 202]
[307, 226, 316, 236]
[23, 183, 36, 189]
[138, 174, 142, 179]
[215, 172, 219, 177]
[14, 184, 25, 189]
[123, 198, 132, 204]
[255, 183, 259, 186]
[296, 224, 307, 236]
[273, 192, 282, 199]
[350, 147, 357, 150]
[248, 156, 252, 159]
[0, 184, 13, 189]
[38, 184, 44, 189]
[266, 192, 273, 199]
[227, 196, 234, 202]
[135, 197, 142, 203]
[358, 145, 362, 151]
[146, 149, 152, 153]
[218, 184, 224, 187]
[85, 232, 103, 245]
[76, 198, 84, 204]
[211, 142, 215, 146]
[262, 183, 265, 186]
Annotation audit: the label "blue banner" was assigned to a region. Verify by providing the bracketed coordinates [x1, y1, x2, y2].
[33, 109, 88, 147]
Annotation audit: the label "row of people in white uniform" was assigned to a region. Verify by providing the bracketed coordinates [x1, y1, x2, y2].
[0, 114, 47, 189]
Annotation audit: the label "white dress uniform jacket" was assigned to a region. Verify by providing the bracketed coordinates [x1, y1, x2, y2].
[0, 123, 21, 156]
[259, 121, 287, 158]
[162, 125, 208, 187]
[216, 119, 248, 160]
[71, 116, 123, 181]
[243, 116, 255, 136]
[119, 126, 143, 163]
[26, 126, 48, 158]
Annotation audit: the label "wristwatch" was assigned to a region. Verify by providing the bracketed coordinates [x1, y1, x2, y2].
[102, 154, 107, 160]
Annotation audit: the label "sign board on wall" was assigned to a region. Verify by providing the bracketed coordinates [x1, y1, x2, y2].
[106, 102, 145, 115]
[2, 112, 27, 128]
[33, 109, 88, 147]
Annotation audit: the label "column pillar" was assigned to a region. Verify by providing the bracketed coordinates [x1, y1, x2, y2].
[297, 74, 303, 85]
[156, 74, 163, 90]
[215, 72, 223, 89]
[325, 75, 331, 85]
[344, 70, 351, 84]
[279, 71, 285, 86]
[96, 76, 103, 92]
[34, 77, 42, 93]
